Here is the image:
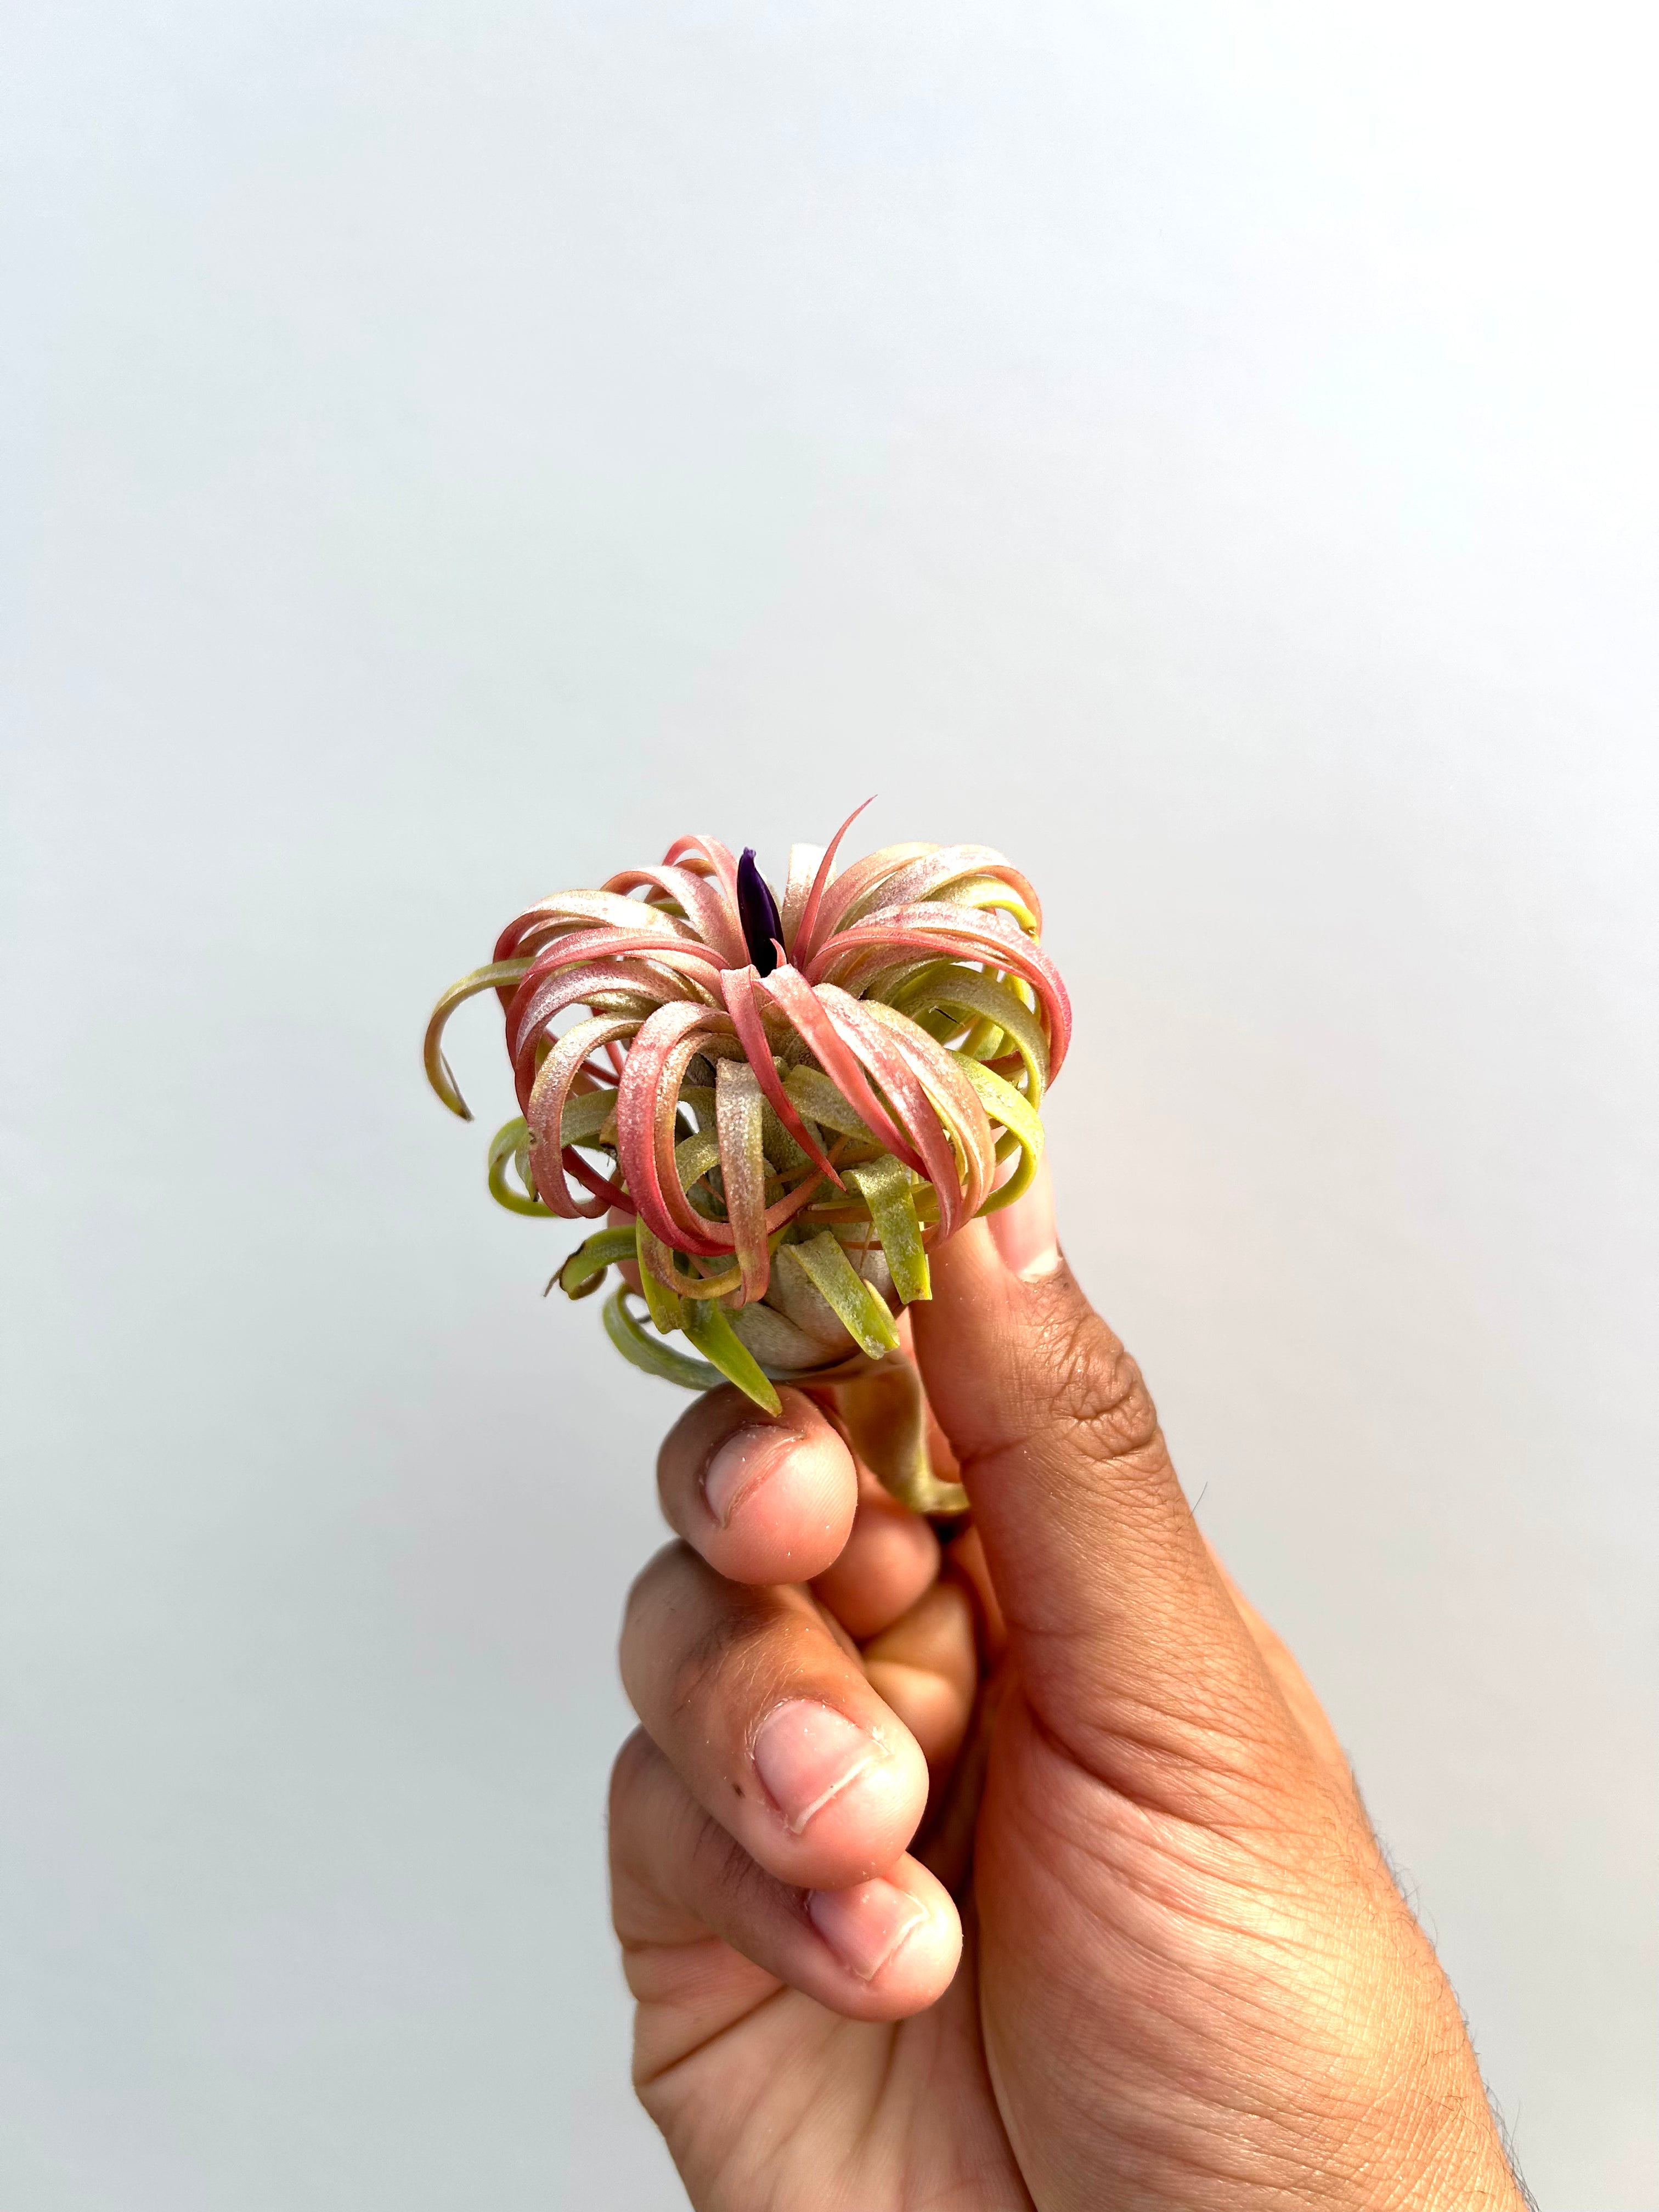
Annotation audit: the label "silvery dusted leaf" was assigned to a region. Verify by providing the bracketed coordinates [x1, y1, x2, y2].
[424, 802, 1070, 1481]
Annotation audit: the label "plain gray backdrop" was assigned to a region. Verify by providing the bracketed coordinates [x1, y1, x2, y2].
[4, 3, 1656, 2205]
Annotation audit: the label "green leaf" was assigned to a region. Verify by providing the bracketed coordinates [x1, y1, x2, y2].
[674, 1127, 721, 1190]
[680, 1297, 783, 1414]
[782, 1064, 874, 1143]
[782, 1231, 901, 1359]
[558, 1090, 616, 1145]
[835, 1353, 968, 1516]
[959, 1058, 1045, 1212]
[488, 1118, 554, 1215]
[555, 1225, 637, 1300]
[424, 961, 533, 1119]
[603, 1289, 726, 1391]
[845, 1156, 930, 1304]
[931, 872, 1039, 936]
[892, 968, 1049, 1105]
[760, 1102, 813, 1175]
[634, 1220, 685, 1334]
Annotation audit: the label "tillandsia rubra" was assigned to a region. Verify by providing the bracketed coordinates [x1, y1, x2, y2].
[423, 803, 1070, 1514]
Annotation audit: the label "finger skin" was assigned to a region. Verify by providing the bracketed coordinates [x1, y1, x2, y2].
[656, 1386, 859, 1587]
[659, 1384, 944, 1641]
[861, 1574, 979, 1780]
[911, 1212, 1302, 1812]
[808, 1464, 940, 1642]
[620, 1541, 931, 1891]
[614, 1166, 1533, 2212]
[610, 1729, 962, 2024]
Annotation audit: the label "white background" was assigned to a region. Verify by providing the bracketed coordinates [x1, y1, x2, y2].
[4, 4, 1656, 2204]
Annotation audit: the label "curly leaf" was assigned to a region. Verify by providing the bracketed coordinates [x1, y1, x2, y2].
[555, 1226, 638, 1300]
[604, 1289, 727, 1391]
[635, 1220, 685, 1334]
[425, 962, 533, 1119]
[488, 1118, 554, 1216]
[960, 1057, 1045, 1212]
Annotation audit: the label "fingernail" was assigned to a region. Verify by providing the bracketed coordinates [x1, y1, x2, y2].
[752, 1700, 880, 1834]
[702, 1424, 793, 1527]
[808, 1880, 928, 1980]
[988, 1160, 1059, 1279]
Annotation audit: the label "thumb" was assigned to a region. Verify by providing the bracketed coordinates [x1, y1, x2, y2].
[910, 1164, 1286, 1796]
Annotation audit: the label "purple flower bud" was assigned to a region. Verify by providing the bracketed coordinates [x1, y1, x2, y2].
[736, 847, 784, 975]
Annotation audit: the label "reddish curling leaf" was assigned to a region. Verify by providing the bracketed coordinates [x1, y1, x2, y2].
[760, 963, 926, 1177]
[601, 864, 748, 968]
[428, 810, 1069, 1346]
[788, 797, 874, 967]
[720, 963, 843, 1186]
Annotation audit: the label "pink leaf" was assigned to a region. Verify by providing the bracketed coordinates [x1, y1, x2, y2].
[525, 1013, 637, 1217]
[720, 964, 844, 1187]
[856, 845, 1042, 933]
[506, 958, 684, 1111]
[494, 889, 695, 963]
[788, 797, 876, 967]
[809, 907, 1072, 1076]
[760, 964, 926, 1177]
[799, 840, 936, 952]
[715, 1058, 770, 1304]
[601, 862, 747, 967]
[819, 991, 970, 1237]
[614, 1002, 733, 1257]
[660, 834, 743, 941]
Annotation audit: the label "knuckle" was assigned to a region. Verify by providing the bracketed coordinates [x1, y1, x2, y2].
[662, 1593, 777, 1729]
[622, 1538, 692, 1627]
[686, 1795, 759, 1903]
[608, 1725, 659, 1820]
[619, 1542, 738, 1716]
[1035, 1298, 1164, 1468]
[607, 1729, 673, 1880]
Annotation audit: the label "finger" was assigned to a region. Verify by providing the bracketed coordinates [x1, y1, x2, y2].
[910, 1163, 1293, 1796]
[860, 1573, 979, 1780]
[610, 1730, 961, 2022]
[620, 1541, 930, 1891]
[656, 1385, 859, 1587]
[809, 1464, 941, 1642]
[943, 1523, 1008, 1662]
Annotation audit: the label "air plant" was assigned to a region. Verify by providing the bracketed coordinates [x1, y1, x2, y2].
[424, 803, 1070, 1513]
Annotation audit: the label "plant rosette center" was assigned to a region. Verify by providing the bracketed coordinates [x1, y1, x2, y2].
[424, 804, 1070, 1514]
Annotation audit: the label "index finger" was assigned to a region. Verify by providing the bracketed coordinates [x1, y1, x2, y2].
[656, 1385, 859, 1587]
[656, 1385, 947, 1645]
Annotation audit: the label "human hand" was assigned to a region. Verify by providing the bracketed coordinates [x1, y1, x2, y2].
[609, 1169, 1529, 2210]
